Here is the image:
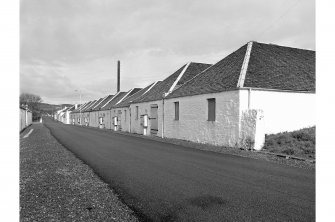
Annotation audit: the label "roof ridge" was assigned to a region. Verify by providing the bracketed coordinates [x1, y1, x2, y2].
[237, 41, 253, 88]
[255, 41, 315, 52]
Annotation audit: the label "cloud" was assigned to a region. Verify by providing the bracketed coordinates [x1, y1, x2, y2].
[20, 0, 315, 104]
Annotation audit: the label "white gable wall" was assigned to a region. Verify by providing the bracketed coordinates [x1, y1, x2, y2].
[164, 91, 240, 147]
[239, 89, 315, 134]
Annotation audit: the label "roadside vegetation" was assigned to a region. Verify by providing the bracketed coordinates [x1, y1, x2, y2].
[263, 126, 315, 159]
[20, 92, 71, 120]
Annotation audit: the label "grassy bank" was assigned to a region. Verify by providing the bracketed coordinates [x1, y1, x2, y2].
[263, 126, 315, 159]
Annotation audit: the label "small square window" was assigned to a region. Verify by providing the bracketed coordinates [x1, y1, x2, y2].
[207, 98, 216, 121]
[174, 102, 179, 120]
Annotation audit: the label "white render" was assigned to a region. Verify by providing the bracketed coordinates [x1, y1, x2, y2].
[130, 100, 163, 136]
[164, 91, 241, 147]
[98, 110, 112, 129]
[112, 107, 132, 132]
[163, 89, 315, 150]
[239, 89, 315, 134]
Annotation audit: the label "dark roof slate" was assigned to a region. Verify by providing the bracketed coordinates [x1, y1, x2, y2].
[86, 98, 104, 112]
[72, 102, 91, 113]
[167, 45, 247, 99]
[92, 95, 114, 111]
[81, 100, 97, 112]
[100, 92, 127, 110]
[114, 83, 156, 108]
[167, 41, 315, 99]
[133, 62, 211, 103]
[243, 42, 315, 91]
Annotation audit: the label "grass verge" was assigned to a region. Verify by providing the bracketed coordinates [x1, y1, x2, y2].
[263, 126, 315, 160]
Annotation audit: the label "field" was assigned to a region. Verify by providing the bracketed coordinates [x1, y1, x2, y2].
[263, 127, 315, 159]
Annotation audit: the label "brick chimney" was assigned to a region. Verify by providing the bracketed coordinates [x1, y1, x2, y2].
[117, 60, 120, 92]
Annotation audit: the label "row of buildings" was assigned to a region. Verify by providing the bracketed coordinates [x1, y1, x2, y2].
[55, 41, 315, 150]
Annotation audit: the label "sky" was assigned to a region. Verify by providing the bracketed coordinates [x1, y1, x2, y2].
[20, 0, 315, 104]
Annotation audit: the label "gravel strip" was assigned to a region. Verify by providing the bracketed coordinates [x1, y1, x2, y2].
[80, 125, 315, 170]
[20, 123, 139, 222]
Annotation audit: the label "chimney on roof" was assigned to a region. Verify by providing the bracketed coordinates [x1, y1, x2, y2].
[117, 60, 120, 92]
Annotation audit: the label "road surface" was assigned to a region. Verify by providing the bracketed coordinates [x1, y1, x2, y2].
[44, 118, 315, 222]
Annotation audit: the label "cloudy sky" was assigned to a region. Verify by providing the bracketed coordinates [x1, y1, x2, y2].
[20, 0, 315, 104]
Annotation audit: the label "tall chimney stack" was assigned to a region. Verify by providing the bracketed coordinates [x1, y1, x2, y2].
[117, 60, 120, 92]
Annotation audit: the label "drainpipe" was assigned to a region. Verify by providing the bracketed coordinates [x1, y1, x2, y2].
[110, 110, 112, 130]
[162, 93, 167, 138]
[248, 88, 252, 109]
[129, 107, 131, 133]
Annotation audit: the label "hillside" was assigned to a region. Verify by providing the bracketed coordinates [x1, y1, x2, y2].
[37, 103, 73, 114]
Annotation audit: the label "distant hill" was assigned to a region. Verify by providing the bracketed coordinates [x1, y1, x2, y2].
[37, 103, 74, 115]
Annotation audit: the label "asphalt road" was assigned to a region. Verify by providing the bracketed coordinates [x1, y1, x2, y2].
[44, 118, 315, 222]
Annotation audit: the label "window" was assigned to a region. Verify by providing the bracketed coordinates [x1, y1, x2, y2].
[124, 110, 127, 121]
[174, 102, 179, 120]
[136, 106, 139, 120]
[207, 98, 216, 121]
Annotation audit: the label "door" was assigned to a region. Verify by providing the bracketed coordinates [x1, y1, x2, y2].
[150, 105, 158, 135]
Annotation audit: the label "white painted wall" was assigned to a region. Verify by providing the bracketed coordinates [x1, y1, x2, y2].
[164, 91, 241, 147]
[98, 110, 112, 129]
[89, 111, 100, 128]
[130, 100, 163, 136]
[239, 89, 315, 134]
[112, 107, 132, 132]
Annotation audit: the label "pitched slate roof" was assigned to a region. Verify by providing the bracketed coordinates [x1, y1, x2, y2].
[100, 92, 127, 110]
[243, 42, 315, 91]
[81, 100, 97, 112]
[167, 41, 315, 99]
[112, 88, 143, 108]
[72, 102, 90, 113]
[86, 97, 104, 112]
[114, 82, 157, 108]
[67, 106, 76, 111]
[132, 62, 211, 103]
[92, 95, 114, 111]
